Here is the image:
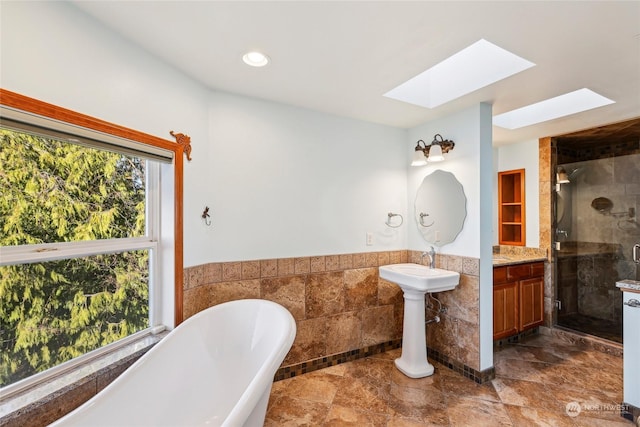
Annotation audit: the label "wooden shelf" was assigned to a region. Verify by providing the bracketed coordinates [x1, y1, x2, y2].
[498, 169, 526, 246]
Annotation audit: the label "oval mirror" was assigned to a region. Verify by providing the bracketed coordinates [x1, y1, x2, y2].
[415, 170, 467, 246]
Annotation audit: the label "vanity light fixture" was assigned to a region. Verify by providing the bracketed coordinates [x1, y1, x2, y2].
[242, 51, 270, 67]
[411, 134, 455, 166]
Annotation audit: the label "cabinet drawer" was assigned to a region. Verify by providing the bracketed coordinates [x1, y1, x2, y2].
[507, 264, 531, 281]
[530, 262, 544, 277]
[494, 266, 507, 284]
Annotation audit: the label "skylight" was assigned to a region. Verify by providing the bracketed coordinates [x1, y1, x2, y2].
[384, 39, 535, 109]
[493, 88, 615, 129]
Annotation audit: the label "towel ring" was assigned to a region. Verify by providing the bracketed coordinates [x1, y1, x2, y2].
[385, 212, 403, 228]
[419, 212, 434, 227]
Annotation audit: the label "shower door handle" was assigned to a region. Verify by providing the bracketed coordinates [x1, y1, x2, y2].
[634, 244, 640, 264]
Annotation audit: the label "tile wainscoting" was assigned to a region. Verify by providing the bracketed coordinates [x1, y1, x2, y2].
[183, 249, 488, 381]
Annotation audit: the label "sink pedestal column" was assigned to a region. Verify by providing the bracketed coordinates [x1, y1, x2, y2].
[395, 289, 434, 378]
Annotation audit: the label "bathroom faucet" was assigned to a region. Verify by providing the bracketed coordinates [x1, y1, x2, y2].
[422, 246, 436, 269]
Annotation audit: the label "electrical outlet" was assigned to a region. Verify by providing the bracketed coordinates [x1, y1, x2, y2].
[366, 232, 374, 246]
[435, 230, 441, 242]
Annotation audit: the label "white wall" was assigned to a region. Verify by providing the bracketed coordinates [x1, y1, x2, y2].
[0, 1, 408, 268]
[187, 91, 408, 264]
[494, 139, 540, 248]
[407, 105, 489, 258]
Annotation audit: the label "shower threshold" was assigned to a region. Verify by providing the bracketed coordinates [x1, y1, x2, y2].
[556, 313, 622, 344]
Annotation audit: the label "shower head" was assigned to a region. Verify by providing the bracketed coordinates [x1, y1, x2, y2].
[591, 197, 613, 213]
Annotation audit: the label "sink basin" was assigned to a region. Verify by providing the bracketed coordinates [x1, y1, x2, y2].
[379, 263, 460, 378]
[379, 263, 460, 293]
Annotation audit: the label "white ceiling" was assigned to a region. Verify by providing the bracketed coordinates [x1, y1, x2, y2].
[71, 1, 640, 146]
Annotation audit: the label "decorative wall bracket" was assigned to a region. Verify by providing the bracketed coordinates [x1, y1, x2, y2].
[170, 130, 192, 161]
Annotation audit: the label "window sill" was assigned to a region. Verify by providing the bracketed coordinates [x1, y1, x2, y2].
[0, 332, 166, 426]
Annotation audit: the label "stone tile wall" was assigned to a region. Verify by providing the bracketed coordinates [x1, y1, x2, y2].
[183, 249, 482, 373]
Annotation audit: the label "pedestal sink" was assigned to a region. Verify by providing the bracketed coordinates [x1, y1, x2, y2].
[379, 263, 460, 378]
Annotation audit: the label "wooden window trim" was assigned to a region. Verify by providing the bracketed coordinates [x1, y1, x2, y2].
[0, 88, 190, 325]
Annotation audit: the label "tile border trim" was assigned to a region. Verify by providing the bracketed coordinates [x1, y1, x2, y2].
[427, 347, 495, 384]
[274, 339, 402, 381]
[274, 340, 495, 385]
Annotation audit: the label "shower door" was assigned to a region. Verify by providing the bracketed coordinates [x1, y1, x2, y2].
[554, 153, 640, 343]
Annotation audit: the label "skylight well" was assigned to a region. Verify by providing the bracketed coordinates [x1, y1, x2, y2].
[493, 88, 615, 129]
[384, 39, 535, 109]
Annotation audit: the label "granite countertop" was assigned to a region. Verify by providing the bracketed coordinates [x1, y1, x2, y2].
[616, 279, 640, 292]
[493, 254, 547, 267]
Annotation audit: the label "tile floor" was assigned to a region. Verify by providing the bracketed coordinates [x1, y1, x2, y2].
[265, 334, 635, 426]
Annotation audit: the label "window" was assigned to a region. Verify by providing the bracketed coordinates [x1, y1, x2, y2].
[0, 128, 159, 388]
[0, 89, 189, 399]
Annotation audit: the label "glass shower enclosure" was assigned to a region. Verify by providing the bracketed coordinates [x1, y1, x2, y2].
[554, 146, 640, 343]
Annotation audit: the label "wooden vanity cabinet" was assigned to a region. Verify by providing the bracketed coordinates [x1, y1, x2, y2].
[493, 261, 544, 340]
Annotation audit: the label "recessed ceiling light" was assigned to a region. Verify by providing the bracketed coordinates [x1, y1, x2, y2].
[384, 39, 535, 109]
[242, 51, 270, 67]
[493, 88, 615, 129]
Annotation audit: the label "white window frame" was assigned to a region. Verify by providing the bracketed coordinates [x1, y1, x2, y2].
[0, 131, 165, 398]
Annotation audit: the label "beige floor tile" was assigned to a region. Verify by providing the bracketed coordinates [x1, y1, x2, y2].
[265, 333, 634, 426]
[446, 396, 513, 426]
[323, 405, 388, 427]
[440, 371, 501, 403]
[264, 395, 330, 426]
[503, 404, 575, 427]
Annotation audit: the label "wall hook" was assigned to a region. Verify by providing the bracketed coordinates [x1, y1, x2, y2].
[202, 206, 211, 226]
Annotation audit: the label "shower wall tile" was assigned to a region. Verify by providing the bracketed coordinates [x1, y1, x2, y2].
[539, 137, 552, 265]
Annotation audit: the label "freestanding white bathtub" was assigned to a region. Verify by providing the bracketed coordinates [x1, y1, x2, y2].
[50, 299, 296, 427]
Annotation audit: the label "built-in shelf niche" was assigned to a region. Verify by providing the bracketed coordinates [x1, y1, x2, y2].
[498, 169, 526, 246]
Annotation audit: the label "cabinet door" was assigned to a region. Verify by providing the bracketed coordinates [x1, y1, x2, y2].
[493, 282, 519, 340]
[519, 277, 544, 331]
